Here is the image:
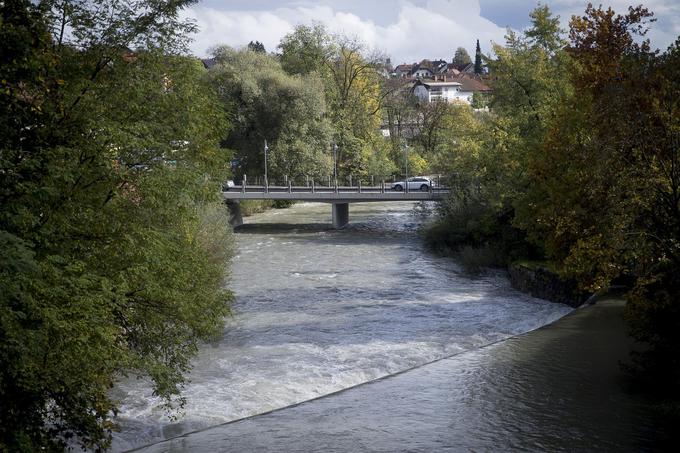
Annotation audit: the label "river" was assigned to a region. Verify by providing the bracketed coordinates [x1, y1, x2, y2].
[111, 201, 573, 451]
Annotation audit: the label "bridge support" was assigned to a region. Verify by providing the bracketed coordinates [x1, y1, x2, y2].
[332, 202, 349, 229]
[225, 200, 243, 228]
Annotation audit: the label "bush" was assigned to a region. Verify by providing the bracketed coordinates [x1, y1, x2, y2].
[455, 244, 504, 275]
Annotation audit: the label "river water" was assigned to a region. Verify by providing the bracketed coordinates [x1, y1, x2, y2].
[111, 201, 573, 451]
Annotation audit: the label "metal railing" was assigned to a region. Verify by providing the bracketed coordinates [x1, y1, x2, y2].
[223, 182, 449, 196]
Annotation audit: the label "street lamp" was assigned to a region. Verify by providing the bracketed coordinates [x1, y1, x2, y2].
[333, 143, 338, 190]
[404, 142, 409, 193]
[264, 139, 269, 192]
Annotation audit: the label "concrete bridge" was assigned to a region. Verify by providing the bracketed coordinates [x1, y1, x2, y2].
[223, 184, 449, 228]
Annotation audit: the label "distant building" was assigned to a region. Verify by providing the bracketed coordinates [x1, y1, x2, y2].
[412, 76, 491, 104]
[412, 65, 433, 78]
[412, 80, 463, 103]
[393, 64, 413, 78]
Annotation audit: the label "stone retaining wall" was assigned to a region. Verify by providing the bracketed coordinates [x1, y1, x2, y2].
[508, 262, 589, 308]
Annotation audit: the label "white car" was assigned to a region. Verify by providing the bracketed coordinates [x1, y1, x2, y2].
[391, 177, 432, 192]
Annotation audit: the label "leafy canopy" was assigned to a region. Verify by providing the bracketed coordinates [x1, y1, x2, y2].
[0, 1, 234, 451]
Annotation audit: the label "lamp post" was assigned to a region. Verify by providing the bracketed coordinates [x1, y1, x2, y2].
[333, 143, 338, 191]
[264, 139, 269, 192]
[404, 142, 409, 193]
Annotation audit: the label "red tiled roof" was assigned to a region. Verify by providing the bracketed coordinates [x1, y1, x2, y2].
[394, 64, 413, 72]
[447, 77, 491, 91]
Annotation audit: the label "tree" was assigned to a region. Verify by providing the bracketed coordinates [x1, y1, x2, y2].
[323, 35, 386, 176]
[413, 101, 452, 157]
[278, 25, 388, 178]
[247, 40, 266, 53]
[525, 4, 564, 54]
[209, 47, 332, 182]
[0, 1, 233, 450]
[278, 23, 332, 76]
[474, 39, 483, 74]
[516, 4, 655, 289]
[453, 46, 472, 66]
[482, 4, 571, 233]
[425, 5, 571, 261]
[512, 3, 680, 400]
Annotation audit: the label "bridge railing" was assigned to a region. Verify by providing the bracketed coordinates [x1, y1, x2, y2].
[225, 184, 450, 195]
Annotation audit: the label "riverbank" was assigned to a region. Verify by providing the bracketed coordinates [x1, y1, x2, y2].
[131, 294, 667, 452]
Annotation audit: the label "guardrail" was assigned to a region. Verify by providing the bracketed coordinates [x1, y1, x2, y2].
[223, 183, 449, 195]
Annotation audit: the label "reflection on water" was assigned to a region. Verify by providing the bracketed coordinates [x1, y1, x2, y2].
[112, 202, 571, 451]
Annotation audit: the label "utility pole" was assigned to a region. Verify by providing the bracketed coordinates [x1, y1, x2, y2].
[333, 143, 338, 191]
[264, 139, 269, 192]
[404, 142, 409, 193]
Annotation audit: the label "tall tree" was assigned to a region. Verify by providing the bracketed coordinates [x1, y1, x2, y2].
[474, 39, 483, 74]
[325, 36, 386, 176]
[209, 47, 332, 182]
[453, 46, 472, 66]
[518, 3, 680, 396]
[0, 1, 233, 450]
[424, 5, 571, 260]
[278, 23, 332, 76]
[278, 24, 389, 178]
[525, 4, 564, 54]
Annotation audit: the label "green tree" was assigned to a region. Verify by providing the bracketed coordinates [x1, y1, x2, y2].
[453, 46, 472, 66]
[278, 23, 332, 76]
[325, 36, 386, 176]
[209, 47, 332, 183]
[425, 5, 570, 261]
[0, 1, 233, 450]
[278, 24, 388, 179]
[522, 4, 680, 393]
[516, 4, 656, 289]
[474, 39, 483, 74]
[525, 4, 564, 54]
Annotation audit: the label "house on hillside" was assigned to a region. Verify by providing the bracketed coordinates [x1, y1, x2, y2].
[412, 76, 491, 104]
[392, 57, 476, 79]
[431, 59, 449, 74]
[412, 80, 462, 103]
[412, 60, 434, 78]
[393, 64, 413, 78]
[454, 77, 492, 102]
[448, 62, 476, 74]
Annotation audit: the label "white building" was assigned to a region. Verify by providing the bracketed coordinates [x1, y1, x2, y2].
[412, 78, 491, 104]
[412, 67, 433, 78]
[413, 80, 465, 103]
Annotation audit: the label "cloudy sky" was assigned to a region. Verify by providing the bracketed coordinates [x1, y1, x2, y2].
[180, 0, 680, 64]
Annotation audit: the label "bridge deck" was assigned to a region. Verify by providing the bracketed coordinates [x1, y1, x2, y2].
[222, 185, 449, 203]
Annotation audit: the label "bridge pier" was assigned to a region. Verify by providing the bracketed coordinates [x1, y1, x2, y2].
[332, 202, 349, 229]
[225, 200, 243, 228]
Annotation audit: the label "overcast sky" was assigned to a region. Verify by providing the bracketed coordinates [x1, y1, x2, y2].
[180, 0, 680, 63]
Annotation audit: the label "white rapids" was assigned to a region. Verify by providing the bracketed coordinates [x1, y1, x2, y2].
[111, 201, 571, 451]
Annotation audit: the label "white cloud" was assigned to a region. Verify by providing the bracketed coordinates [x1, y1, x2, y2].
[180, 0, 680, 62]
[180, 0, 508, 63]
[180, 8, 294, 57]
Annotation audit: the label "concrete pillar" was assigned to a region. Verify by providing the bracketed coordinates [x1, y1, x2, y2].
[226, 200, 243, 228]
[332, 202, 349, 229]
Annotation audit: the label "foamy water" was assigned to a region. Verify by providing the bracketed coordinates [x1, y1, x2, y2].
[111, 201, 571, 451]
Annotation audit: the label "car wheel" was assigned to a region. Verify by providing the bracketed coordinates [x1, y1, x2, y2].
[420, 184, 429, 192]
[394, 184, 403, 191]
